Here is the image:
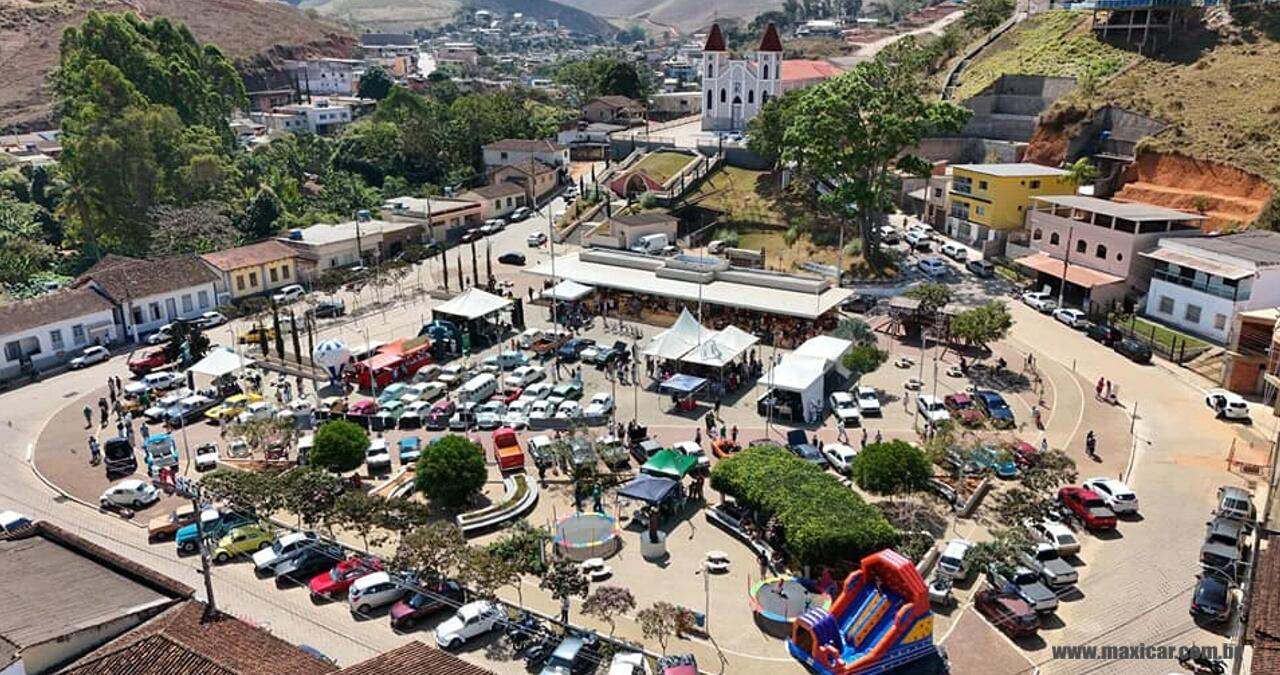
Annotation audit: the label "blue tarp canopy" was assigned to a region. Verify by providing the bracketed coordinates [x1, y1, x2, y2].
[659, 373, 707, 395]
[618, 474, 680, 505]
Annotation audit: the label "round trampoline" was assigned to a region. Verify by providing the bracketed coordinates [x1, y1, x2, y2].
[553, 512, 621, 561]
[749, 576, 832, 638]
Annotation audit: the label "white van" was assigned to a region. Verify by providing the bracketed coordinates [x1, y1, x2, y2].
[629, 233, 669, 254]
[459, 373, 498, 404]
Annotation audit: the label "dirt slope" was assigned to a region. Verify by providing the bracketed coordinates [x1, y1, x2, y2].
[549, 0, 783, 33]
[1112, 152, 1272, 232]
[0, 0, 355, 131]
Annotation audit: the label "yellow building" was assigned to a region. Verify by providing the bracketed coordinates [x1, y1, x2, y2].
[201, 240, 300, 303]
[946, 163, 1075, 246]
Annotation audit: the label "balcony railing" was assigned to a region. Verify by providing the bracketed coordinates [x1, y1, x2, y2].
[1152, 270, 1244, 301]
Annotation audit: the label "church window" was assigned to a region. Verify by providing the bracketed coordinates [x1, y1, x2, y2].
[706, 90, 712, 111]
[748, 90, 754, 104]
[720, 89, 726, 103]
[763, 64, 769, 80]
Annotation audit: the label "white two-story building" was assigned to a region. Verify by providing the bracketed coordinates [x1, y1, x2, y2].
[0, 287, 117, 380]
[1141, 231, 1280, 344]
[481, 139, 569, 171]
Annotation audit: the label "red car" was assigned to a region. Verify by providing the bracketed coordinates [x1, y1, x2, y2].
[496, 387, 523, 404]
[943, 393, 984, 427]
[127, 348, 169, 376]
[974, 589, 1040, 637]
[1058, 486, 1117, 530]
[348, 399, 380, 416]
[1009, 440, 1041, 468]
[389, 580, 465, 630]
[308, 556, 383, 600]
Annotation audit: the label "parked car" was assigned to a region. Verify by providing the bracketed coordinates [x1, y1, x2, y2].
[936, 242, 962, 261]
[973, 389, 1015, 428]
[1082, 477, 1139, 515]
[540, 635, 592, 675]
[235, 401, 276, 425]
[511, 206, 533, 222]
[1205, 516, 1247, 555]
[966, 446, 1018, 479]
[347, 571, 406, 614]
[609, 652, 652, 675]
[1052, 308, 1089, 328]
[937, 539, 974, 580]
[435, 600, 504, 648]
[904, 230, 931, 251]
[917, 257, 948, 278]
[822, 443, 858, 474]
[916, 395, 951, 426]
[389, 580, 466, 630]
[175, 510, 250, 554]
[251, 531, 318, 575]
[425, 400, 456, 430]
[481, 218, 506, 234]
[987, 563, 1058, 614]
[485, 351, 529, 371]
[975, 589, 1040, 637]
[1086, 323, 1123, 345]
[1190, 573, 1235, 624]
[966, 259, 995, 278]
[672, 440, 710, 470]
[272, 284, 306, 303]
[448, 404, 478, 430]
[275, 541, 346, 586]
[1021, 291, 1057, 313]
[307, 300, 346, 320]
[855, 386, 882, 416]
[785, 429, 825, 467]
[877, 225, 900, 244]
[1058, 486, 1118, 530]
[1215, 485, 1255, 524]
[527, 231, 547, 246]
[1027, 519, 1081, 557]
[498, 252, 527, 266]
[585, 392, 614, 418]
[69, 345, 110, 369]
[1020, 543, 1079, 588]
[127, 347, 169, 376]
[829, 392, 861, 428]
[558, 338, 595, 361]
[197, 311, 228, 328]
[147, 504, 199, 542]
[99, 479, 160, 509]
[146, 323, 175, 345]
[505, 366, 545, 388]
[841, 294, 879, 313]
[0, 510, 33, 537]
[143, 370, 182, 391]
[1206, 389, 1251, 421]
[212, 523, 275, 563]
[943, 392, 983, 427]
[194, 443, 220, 471]
[552, 380, 584, 400]
[309, 557, 384, 600]
[1113, 338, 1152, 364]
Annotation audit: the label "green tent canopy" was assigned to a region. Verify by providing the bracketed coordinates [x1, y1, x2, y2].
[641, 449, 697, 479]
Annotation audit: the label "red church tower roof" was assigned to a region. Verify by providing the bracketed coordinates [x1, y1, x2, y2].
[703, 23, 726, 52]
[758, 22, 783, 52]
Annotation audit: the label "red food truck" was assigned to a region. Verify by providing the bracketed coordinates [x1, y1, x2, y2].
[347, 338, 434, 390]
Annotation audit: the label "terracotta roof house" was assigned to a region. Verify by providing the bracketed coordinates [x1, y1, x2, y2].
[458, 182, 529, 221]
[0, 285, 118, 381]
[491, 158, 561, 204]
[1250, 543, 1280, 673]
[61, 601, 338, 675]
[73, 254, 221, 342]
[481, 138, 569, 171]
[201, 240, 302, 302]
[583, 95, 645, 125]
[780, 59, 844, 93]
[337, 641, 494, 675]
[0, 522, 192, 674]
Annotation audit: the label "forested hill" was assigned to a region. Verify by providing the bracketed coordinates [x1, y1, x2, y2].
[0, 0, 354, 131]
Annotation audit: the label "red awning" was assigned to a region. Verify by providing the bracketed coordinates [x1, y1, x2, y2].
[1017, 253, 1124, 289]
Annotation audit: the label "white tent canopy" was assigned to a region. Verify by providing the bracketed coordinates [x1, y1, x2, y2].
[762, 354, 828, 423]
[793, 335, 853, 376]
[543, 279, 595, 302]
[434, 287, 512, 320]
[188, 348, 255, 378]
[679, 324, 760, 368]
[643, 309, 714, 361]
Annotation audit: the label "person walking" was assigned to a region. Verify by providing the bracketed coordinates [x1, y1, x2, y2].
[861, 427, 869, 450]
[1085, 430, 1098, 459]
[731, 425, 738, 443]
[1095, 377, 1105, 400]
[694, 427, 702, 446]
[107, 377, 115, 399]
[83, 405, 93, 429]
[139, 423, 150, 441]
[88, 436, 100, 464]
[874, 430, 883, 444]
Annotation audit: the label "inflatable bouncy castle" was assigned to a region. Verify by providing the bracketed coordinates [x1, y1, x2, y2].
[788, 550, 935, 674]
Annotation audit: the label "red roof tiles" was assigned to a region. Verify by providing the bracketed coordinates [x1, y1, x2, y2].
[703, 23, 726, 52]
[758, 22, 783, 52]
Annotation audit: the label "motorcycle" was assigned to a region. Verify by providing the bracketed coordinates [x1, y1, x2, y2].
[1177, 653, 1227, 675]
[504, 614, 542, 651]
[523, 636, 558, 669]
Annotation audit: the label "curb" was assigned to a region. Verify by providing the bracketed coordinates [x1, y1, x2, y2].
[27, 439, 146, 529]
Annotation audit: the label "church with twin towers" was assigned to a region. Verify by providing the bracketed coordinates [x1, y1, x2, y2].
[700, 22, 784, 132]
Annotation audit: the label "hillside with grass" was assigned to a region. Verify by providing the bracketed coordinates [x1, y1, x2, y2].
[300, 0, 618, 34]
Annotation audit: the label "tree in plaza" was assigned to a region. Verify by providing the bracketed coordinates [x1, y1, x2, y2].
[163, 319, 211, 365]
[947, 301, 1013, 351]
[831, 317, 875, 345]
[280, 466, 345, 530]
[230, 416, 295, 457]
[992, 449, 1078, 526]
[967, 527, 1035, 577]
[357, 65, 394, 101]
[330, 491, 391, 549]
[636, 601, 690, 654]
[850, 440, 932, 496]
[485, 521, 550, 606]
[393, 521, 468, 581]
[414, 434, 487, 507]
[311, 420, 369, 473]
[539, 558, 590, 622]
[906, 282, 953, 314]
[582, 585, 636, 637]
[199, 468, 281, 519]
[379, 499, 433, 539]
[458, 546, 518, 602]
[842, 343, 888, 377]
[771, 41, 969, 261]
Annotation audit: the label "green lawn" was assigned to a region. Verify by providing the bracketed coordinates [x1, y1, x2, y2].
[632, 151, 695, 186]
[685, 166, 785, 226]
[1110, 313, 1210, 351]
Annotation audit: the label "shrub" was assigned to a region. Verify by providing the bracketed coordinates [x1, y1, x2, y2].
[710, 446, 898, 569]
[843, 343, 888, 376]
[415, 434, 487, 507]
[311, 420, 368, 473]
[712, 228, 740, 248]
[850, 440, 932, 496]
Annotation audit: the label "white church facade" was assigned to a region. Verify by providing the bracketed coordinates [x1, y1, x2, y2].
[700, 23, 783, 132]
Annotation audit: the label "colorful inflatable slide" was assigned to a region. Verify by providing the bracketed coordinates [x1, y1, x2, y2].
[788, 549, 935, 674]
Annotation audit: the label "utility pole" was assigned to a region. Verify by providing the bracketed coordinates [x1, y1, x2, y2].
[1058, 225, 1074, 308]
[162, 476, 215, 617]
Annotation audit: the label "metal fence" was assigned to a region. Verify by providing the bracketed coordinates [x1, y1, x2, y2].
[1083, 299, 1214, 364]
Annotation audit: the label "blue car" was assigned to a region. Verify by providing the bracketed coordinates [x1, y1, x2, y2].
[399, 436, 423, 464]
[557, 338, 594, 361]
[973, 389, 1015, 428]
[967, 446, 1019, 479]
[786, 429, 827, 467]
[175, 510, 252, 555]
